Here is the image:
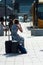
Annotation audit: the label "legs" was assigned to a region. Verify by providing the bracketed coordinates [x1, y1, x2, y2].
[19, 37, 24, 47]
[12, 35, 24, 47]
[12, 35, 27, 54]
[18, 44, 27, 54]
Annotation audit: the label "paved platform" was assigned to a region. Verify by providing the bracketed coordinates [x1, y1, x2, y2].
[0, 22, 43, 65]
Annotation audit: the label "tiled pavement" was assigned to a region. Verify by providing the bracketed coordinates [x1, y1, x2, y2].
[0, 22, 43, 65]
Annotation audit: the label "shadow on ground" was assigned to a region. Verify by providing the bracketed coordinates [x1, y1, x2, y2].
[2, 53, 25, 57]
[40, 50, 43, 52]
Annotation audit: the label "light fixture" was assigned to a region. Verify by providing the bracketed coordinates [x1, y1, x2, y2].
[0, 0, 2, 1]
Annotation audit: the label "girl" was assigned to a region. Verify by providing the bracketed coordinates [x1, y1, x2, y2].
[11, 19, 27, 54]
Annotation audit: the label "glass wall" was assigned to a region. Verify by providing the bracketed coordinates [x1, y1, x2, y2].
[0, 0, 34, 19]
[0, 0, 13, 17]
[0, 0, 34, 16]
[38, 2, 43, 19]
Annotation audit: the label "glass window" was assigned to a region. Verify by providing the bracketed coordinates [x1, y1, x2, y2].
[38, 4, 43, 12]
[0, 0, 13, 18]
[38, 3, 43, 19]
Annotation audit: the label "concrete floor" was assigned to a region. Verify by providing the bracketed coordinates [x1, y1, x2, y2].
[0, 22, 43, 65]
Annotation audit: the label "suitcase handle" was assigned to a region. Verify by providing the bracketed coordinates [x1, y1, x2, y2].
[8, 29, 10, 40]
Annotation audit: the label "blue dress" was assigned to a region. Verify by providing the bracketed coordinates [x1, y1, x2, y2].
[11, 24, 24, 47]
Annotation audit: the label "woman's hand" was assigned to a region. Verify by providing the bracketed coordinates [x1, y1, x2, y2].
[17, 23, 23, 32]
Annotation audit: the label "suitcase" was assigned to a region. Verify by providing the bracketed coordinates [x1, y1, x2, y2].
[5, 30, 19, 54]
[5, 40, 19, 54]
[11, 40, 19, 53]
[5, 41, 12, 53]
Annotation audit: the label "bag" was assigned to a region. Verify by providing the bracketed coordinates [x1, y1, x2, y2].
[11, 40, 19, 53]
[5, 30, 19, 54]
[5, 41, 12, 53]
[5, 40, 19, 54]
